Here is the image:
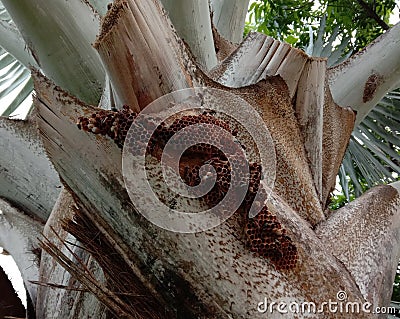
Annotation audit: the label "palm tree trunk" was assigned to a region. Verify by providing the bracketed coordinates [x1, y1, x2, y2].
[1, 0, 400, 318]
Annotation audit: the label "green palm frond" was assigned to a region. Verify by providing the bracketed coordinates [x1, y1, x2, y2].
[0, 1, 33, 119]
[0, 1, 10, 21]
[340, 91, 400, 197]
[306, 15, 400, 204]
[305, 15, 352, 66]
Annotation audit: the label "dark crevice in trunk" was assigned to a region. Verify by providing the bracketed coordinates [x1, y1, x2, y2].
[0, 265, 26, 319]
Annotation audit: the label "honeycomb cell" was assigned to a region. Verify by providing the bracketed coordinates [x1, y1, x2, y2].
[244, 206, 298, 270]
[76, 105, 139, 148]
[77, 106, 298, 270]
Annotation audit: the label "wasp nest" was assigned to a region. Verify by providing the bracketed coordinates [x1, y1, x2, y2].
[77, 105, 137, 148]
[77, 106, 298, 269]
[244, 206, 298, 270]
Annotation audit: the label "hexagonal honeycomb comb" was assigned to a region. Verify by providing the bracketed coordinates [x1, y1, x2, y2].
[77, 106, 298, 270]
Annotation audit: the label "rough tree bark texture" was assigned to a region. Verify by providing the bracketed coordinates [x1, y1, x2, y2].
[1, 0, 399, 318]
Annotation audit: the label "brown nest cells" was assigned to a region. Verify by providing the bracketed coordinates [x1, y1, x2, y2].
[77, 106, 298, 269]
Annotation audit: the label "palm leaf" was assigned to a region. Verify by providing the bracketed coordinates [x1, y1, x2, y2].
[0, 50, 33, 118]
[1, 77, 33, 117]
[305, 16, 400, 202]
[342, 91, 400, 200]
[0, 2, 33, 118]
